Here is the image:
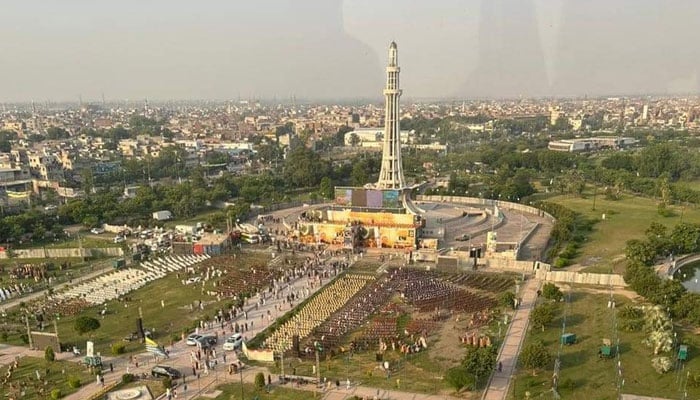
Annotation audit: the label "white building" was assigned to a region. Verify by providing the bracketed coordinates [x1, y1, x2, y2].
[344, 128, 411, 148]
[548, 137, 638, 152]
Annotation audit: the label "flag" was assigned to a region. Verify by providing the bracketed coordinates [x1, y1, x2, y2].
[145, 337, 168, 358]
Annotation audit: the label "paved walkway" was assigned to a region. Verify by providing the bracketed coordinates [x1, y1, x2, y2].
[482, 278, 541, 400]
[322, 385, 460, 400]
[50, 256, 349, 400]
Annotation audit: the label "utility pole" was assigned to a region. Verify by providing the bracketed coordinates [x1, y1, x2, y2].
[25, 315, 33, 350]
[239, 363, 244, 400]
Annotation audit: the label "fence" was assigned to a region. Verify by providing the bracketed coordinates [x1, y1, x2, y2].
[534, 269, 627, 287]
[0, 247, 123, 260]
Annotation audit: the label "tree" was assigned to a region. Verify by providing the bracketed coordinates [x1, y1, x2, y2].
[349, 133, 360, 147]
[462, 346, 497, 385]
[500, 292, 516, 309]
[519, 341, 551, 375]
[334, 125, 353, 146]
[530, 303, 556, 331]
[44, 346, 55, 362]
[319, 176, 333, 200]
[541, 283, 563, 301]
[46, 127, 70, 140]
[74, 316, 100, 335]
[624, 239, 657, 266]
[283, 146, 329, 188]
[254, 372, 266, 389]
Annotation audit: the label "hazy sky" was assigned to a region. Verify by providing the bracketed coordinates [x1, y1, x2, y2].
[1, 0, 699, 102]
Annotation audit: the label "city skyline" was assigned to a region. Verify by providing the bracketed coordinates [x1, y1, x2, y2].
[2, 0, 700, 102]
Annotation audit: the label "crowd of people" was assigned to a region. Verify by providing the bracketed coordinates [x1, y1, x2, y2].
[445, 272, 514, 293]
[396, 269, 497, 313]
[263, 273, 373, 352]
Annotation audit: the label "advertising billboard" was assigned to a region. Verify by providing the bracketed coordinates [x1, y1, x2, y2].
[382, 190, 400, 208]
[366, 190, 383, 208]
[334, 187, 403, 209]
[326, 210, 415, 226]
[334, 188, 352, 206]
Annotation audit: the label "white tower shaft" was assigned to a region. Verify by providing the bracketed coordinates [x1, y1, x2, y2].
[377, 42, 405, 189]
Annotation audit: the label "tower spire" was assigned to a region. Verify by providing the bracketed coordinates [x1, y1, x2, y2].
[376, 42, 405, 189]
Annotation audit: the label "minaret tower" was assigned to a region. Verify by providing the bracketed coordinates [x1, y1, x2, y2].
[377, 42, 405, 189]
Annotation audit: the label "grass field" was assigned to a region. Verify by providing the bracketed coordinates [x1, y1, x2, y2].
[260, 342, 454, 395]
[194, 382, 313, 400]
[0, 356, 95, 399]
[549, 191, 700, 273]
[50, 252, 269, 355]
[509, 291, 700, 400]
[0, 251, 270, 356]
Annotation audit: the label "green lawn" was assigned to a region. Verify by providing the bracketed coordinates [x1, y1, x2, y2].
[0, 356, 96, 400]
[194, 382, 314, 400]
[52, 253, 269, 355]
[509, 291, 700, 400]
[550, 192, 700, 273]
[1, 252, 270, 356]
[258, 337, 471, 396]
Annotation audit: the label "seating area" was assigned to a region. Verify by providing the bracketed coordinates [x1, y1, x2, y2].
[395, 269, 497, 313]
[444, 272, 514, 293]
[263, 274, 374, 352]
[51, 255, 209, 306]
[363, 316, 397, 339]
[308, 274, 397, 351]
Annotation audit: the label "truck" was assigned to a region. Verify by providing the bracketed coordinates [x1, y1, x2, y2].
[112, 258, 127, 269]
[152, 210, 173, 221]
[176, 225, 197, 235]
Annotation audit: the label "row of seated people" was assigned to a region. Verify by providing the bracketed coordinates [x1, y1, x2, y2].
[306, 274, 398, 351]
[263, 274, 374, 352]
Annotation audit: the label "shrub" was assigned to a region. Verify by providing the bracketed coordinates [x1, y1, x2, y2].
[67, 376, 81, 389]
[445, 367, 474, 391]
[45, 346, 56, 362]
[500, 292, 516, 309]
[50, 388, 62, 399]
[111, 343, 126, 355]
[553, 257, 570, 268]
[0, 331, 8, 341]
[541, 283, 563, 301]
[121, 373, 134, 384]
[651, 356, 672, 374]
[255, 372, 266, 389]
[74, 316, 100, 335]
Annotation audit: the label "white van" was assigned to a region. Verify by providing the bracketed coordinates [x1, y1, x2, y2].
[222, 333, 243, 351]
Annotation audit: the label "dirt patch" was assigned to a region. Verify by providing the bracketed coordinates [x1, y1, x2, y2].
[558, 283, 640, 301]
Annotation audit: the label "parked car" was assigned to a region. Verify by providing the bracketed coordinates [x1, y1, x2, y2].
[186, 334, 202, 346]
[455, 233, 470, 241]
[90, 227, 105, 235]
[222, 333, 244, 351]
[197, 335, 217, 348]
[113, 236, 126, 244]
[151, 365, 181, 379]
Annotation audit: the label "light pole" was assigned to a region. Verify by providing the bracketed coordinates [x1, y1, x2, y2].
[239, 362, 244, 400]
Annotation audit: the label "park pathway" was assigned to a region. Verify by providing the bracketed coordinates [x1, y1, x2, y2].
[53, 255, 349, 400]
[322, 385, 461, 400]
[481, 278, 541, 400]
